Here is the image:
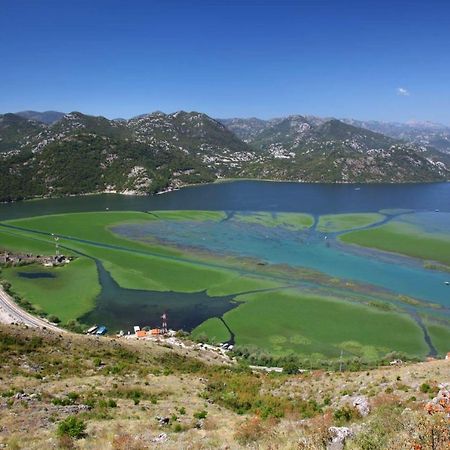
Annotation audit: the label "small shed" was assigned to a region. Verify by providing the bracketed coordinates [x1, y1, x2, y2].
[136, 330, 147, 338]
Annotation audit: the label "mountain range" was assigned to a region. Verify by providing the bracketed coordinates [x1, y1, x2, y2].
[0, 110, 449, 202]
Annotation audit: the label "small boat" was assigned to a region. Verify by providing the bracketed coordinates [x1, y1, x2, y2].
[96, 326, 107, 335]
[445, 281, 449, 286]
[86, 325, 98, 334]
[435, 209, 440, 212]
[354, 187, 361, 191]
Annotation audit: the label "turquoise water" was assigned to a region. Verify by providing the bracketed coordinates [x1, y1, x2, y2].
[113, 212, 450, 309]
[397, 211, 450, 236]
[2, 181, 450, 336]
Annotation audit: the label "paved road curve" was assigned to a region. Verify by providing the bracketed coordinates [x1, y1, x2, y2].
[0, 286, 66, 333]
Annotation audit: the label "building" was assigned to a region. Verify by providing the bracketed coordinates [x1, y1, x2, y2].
[136, 330, 147, 338]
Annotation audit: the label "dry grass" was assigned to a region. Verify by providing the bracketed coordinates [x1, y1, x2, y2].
[0, 324, 448, 449]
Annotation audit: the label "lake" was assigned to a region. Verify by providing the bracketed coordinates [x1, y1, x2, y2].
[1, 180, 450, 220]
[1, 181, 450, 346]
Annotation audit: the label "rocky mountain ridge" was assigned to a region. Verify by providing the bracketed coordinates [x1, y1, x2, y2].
[0, 110, 449, 202]
[220, 115, 449, 183]
[341, 118, 450, 154]
[222, 115, 450, 155]
[16, 110, 65, 125]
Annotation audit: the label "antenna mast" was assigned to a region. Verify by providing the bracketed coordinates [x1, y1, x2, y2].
[161, 312, 168, 334]
[52, 234, 60, 256]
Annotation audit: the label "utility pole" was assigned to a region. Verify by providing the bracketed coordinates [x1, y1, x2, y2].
[161, 312, 168, 334]
[52, 234, 60, 256]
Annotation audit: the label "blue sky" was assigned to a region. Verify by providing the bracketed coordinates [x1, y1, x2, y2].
[1, 0, 449, 123]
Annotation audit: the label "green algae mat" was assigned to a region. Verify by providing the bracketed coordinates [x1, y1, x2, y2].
[1, 209, 450, 360]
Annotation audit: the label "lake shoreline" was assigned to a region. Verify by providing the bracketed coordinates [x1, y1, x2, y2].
[1, 178, 448, 206]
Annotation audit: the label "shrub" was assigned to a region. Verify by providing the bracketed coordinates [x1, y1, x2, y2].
[234, 417, 266, 445]
[298, 399, 322, 418]
[65, 320, 84, 333]
[48, 314, 61, 324]
[93, 357, 102, 367]
[172, 423, 186, 433]
[52, 397, 72, 406]
[333, 406, 359, 424]
[283, 361, 300, 374]
[193, 409, 208, 420]
[67, 392, 79, 402]
[193, 332, 210, 344]
[57, 416, 86, 439]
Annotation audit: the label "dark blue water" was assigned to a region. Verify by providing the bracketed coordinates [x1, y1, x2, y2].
[80, 261, 239, 333]
[0, 181, 449, 220]
[18, 272, 56, 279]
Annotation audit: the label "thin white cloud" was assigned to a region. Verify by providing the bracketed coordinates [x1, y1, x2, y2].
[397, 87, 410, 96]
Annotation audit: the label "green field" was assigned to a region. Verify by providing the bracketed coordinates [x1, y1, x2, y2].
[2, 258, 100, 323]
[0, 226, 60, 255]
[193, 290, 429, 360]
[149, 210, 227, 222]
[340, 221, 450, 267]
[2, 211, 179, 255]
[427, 322, 450, 356]
[317, 213, 385, 233]
[0, 209, 447, 360]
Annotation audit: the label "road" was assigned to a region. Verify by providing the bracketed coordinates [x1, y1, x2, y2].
[0, 286, 66, 332]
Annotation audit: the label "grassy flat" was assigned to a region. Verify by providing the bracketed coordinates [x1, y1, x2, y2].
[233, 212, 313, 230]
[1, 258, 100, 324]
[1, 213, 282, 294]
[149, 210, 227, 221]
[317, 213, 385, 233]
[192, 317, 231, 343]
[3, 211, 177, 253]
[0, 210, 443, 359]
[206, 275, 283, 297]
[74, 242, 237, 293]
[193, 289, 428, 359]
[0, 226, 60, 255]
[426, 321, 450, 356]
[340, 222, 450, 267]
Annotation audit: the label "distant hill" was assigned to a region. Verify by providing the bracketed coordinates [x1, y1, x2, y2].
[0, 113, 46, 153]
[0, 110, 449, 201]
[15, 110, 65, 125]
[220, 115, 450, 183]
[342, 118, 450, 154]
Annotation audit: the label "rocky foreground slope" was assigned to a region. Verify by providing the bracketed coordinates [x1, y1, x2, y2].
[1, 111, 449, 201]
[0, 324, 448, 449]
